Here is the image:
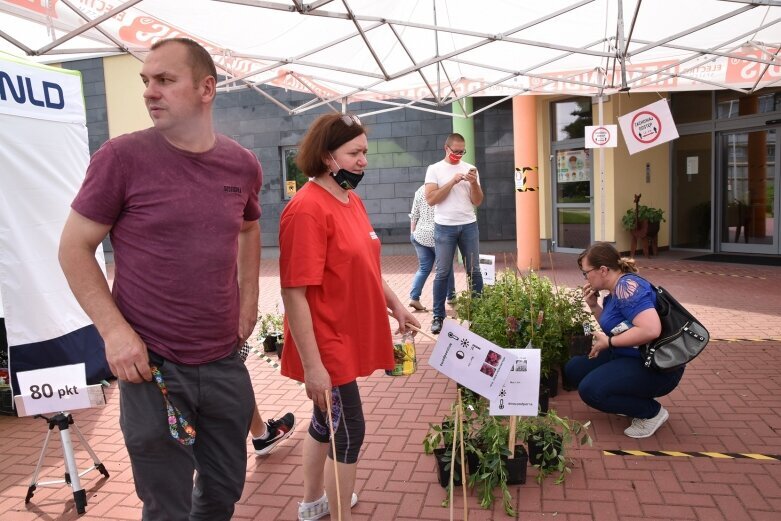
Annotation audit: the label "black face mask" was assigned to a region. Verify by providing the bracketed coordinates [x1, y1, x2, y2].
[331, 169, 364, 190]
[329, 154, 364, 190]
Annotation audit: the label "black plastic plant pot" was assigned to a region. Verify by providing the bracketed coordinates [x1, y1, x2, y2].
[467, 450, 480, 476]
[262, 335, 277, 353]
[505, 445, 528, 485]
[544, 368, 559, 398]
[538, 386, 550, 415]
[528, 434, 563, 471]
[434, 447, 464, 487]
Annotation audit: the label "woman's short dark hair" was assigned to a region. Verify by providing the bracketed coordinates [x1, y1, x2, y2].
[150, 38, 217, 84]
[295, 113, 366, 177]
[578, 241, 638, 274]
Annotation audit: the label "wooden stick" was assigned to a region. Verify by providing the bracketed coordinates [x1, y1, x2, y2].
[449, 397, 459, 521]
[457, 389, 468, 521]
[325, 390, 342, 521]
[508, 416, 517, 455]
[387, 310, 438, 342]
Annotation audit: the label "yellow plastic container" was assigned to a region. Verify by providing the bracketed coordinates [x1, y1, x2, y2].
[386, 332, 417, 376]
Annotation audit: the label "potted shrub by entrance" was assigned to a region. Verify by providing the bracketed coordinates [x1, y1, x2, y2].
[621, 194, 665, 258]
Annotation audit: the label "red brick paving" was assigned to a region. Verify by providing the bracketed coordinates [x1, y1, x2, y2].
[2, 250, 781, 520]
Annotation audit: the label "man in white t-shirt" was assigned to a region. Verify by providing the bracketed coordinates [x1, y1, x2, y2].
[424, 133, 484, 334]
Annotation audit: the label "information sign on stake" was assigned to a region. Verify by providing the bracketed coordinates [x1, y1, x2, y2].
[489, 346, 541, 416]
[427, 319, 516, 401]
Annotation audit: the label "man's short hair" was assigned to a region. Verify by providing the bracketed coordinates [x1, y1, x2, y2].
[150, 38, 217, 84]
[445, 133, 466, 147]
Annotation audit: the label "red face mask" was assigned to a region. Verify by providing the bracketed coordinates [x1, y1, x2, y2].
[448, 152, 462, 163]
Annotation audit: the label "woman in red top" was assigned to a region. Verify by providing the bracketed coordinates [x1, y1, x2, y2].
[279, 113, 419, 521]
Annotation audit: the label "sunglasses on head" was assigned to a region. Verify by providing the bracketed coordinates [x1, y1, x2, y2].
[340, 114, 361, 127]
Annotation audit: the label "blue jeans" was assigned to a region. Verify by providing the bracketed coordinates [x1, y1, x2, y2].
[410, 235, 454, 302]
[433, 222, 483, 318]
[563, 350, 684, 419]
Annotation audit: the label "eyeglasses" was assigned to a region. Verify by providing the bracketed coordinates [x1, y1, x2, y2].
[340, 114, 361, 127]
[447, 145, 466, 156]
[581, 267, 599, 279]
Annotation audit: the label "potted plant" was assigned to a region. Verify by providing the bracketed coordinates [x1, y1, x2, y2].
[467, 403, 527, 516]
[424, 391, 526, 517]
[256, 310, 284, 357]
[520, 409, 592, 484]
[621, 204, 665, 233]
[423, 392, 480, 488]
[621, 194, 665, 257]
[454, 270, 592, 396]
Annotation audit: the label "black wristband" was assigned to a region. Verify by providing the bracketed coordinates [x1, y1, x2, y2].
[608, 336, 613, 349]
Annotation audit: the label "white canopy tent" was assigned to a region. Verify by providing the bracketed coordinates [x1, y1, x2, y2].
[0, 52, 111, 394]
[1, 0, 781, 116]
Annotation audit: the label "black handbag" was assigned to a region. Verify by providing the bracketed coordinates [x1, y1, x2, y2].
[640, 285, 710, 372]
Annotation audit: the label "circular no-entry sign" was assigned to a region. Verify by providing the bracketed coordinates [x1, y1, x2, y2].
[591, 126, 611, 146]
[631, 110, 662, 144]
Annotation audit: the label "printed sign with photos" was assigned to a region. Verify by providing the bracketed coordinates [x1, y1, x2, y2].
[489, 346, 541, 417]
[427, 318, 517, 401]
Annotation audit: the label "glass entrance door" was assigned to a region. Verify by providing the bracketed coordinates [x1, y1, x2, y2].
[719, 129, 780, 254]
[553, 149, 593, 251]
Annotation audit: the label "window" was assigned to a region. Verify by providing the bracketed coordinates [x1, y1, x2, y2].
[552, 99, 592, 141]
[282, 146, 307, 200]
[716, 87, 781, 119]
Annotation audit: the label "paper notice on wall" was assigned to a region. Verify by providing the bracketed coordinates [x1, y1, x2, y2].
[427, 319, 516, 401]
[618, 99, 679, 155]
[489, 347, 541, 416]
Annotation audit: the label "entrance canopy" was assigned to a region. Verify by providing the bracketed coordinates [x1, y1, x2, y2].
[2, 0, 781, 116]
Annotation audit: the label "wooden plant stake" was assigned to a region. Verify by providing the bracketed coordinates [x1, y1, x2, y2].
[457, 389, 468, 521]
[325, 390, 342, 521]
[449, 395, 459, 521]
[508, 416, 517, 456]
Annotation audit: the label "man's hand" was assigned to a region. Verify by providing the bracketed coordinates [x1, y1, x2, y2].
[237, 307, 258, 346]
[464, 168, 478, 185]
[103, 323, 151, 383]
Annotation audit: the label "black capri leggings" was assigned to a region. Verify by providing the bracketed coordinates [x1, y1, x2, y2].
[308, 381, 365, 464]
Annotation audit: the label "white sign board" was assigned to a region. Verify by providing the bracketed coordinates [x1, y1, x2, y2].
[427, 319, 516, 401]
[479, 254, 496, 285]
[585, 125, 618, 148]
[15, 363, 91, 416]
[489, 347, 541, 416]
[618, 99, 679, 155]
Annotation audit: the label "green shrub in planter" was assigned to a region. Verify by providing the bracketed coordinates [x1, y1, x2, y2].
[453, 270, 593, 378]
[520, 409, 592, 484]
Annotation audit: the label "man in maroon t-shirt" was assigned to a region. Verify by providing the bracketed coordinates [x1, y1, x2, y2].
[59, 38, 267, 521]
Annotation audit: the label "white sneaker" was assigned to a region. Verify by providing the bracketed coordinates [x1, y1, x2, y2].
[624, 407, 669, 438]
[297, 492, 359, 521]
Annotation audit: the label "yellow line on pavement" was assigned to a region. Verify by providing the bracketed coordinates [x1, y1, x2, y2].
[603, 450, 781, 461]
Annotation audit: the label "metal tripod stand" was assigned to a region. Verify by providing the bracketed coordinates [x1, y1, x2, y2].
[25, 412, 110, 514]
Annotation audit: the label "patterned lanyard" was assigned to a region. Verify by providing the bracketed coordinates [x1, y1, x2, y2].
[150, 365, 196, 446]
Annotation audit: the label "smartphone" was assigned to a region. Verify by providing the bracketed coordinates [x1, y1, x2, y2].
[468, 168, 477, 174]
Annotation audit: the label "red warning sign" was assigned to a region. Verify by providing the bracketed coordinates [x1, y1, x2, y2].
[631, 111, 662, 144]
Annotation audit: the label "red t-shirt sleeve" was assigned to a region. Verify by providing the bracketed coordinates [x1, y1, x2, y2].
[279, 207, 327, 287]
